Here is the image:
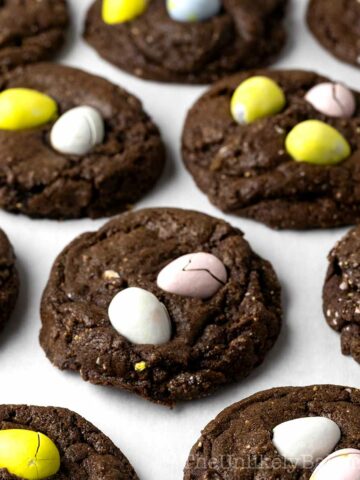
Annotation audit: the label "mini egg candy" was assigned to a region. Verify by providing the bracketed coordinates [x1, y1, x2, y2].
[157, 252, 227, 299]
[230, 76, 286, 124]
[166, 0, 221, 22]
[272, 417, 341, 467]
[0, 429, 60, 479]
[311, 449, 360, 480]
[102, 0, 148, 24]
[50, 106, 105, 156]
[0, 88, 58, 131]
[286, 120, 351, 165]
[305, 83, 356, 118]
[108, 287, 172, 345]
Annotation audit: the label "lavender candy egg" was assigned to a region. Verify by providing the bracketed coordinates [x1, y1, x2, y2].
[157, 252, 227, 299]
[311, 449, 360, 480]
[305, 83, 356, 118]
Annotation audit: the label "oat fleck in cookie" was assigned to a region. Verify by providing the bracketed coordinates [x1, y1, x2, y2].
[184, 385, 360, 480]
[182, 70, 360, 229]
[84, 0, 288, 84]
[307, 0, 360, 69]
[0, 0, 69, 72]
[0, 229, 18, 331]
[323, 225, 360, 363]
[40, 208, 282, 406]
[0, 63, 165, 219]
[0, 405, 138, 479]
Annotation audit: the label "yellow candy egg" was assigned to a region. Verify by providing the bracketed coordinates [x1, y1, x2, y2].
[102, 0, 148, 24]
[285, 120, 351, 165]
[230, 76, 286, 124]
[0, 88, 58, 131]
[0, 429, 60, 479]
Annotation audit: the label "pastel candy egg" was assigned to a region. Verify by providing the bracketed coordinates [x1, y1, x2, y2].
[311, 449, 360, 480]
[0, 429, 60, 479]
[286, 120, 351, 165]
[272, 417, 341, 467]
[305, 83, 356, 118]
[231, 76, 286, 124]
[157, 252, 227, 299]
[166, 0, 221, 22]
[50, 106, 105, 156]
[108, 287, 172, 345]
[0, 88, 58, 130]
[102, 0, 148, 24]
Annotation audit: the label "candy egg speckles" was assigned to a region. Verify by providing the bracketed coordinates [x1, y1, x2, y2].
[102, 0, 148, 24]
[50, 106, 105, 156]
[0, 429, 60, 479]
[305, 83, 356, 118]
[108, 287, 172, 345]
[286, 120, 351, 165]
[166, 0, 221, 22]
[157, 252, 227, 299]
[231, 76, 286, 124]
[272, 417, 341, 468]
[0, 88, 58, 131]
[311, 449, 360, 480]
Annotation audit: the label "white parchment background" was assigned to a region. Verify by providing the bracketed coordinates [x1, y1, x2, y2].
[0, 1, 359, 478]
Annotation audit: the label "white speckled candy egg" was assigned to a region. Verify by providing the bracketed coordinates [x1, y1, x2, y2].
[157, 252, 227, 299]
[50, 106, 105, 156]
[305, 83, 356, 118]
[166, 0, 221, 22]
[108, 287, 172, 345]
[311, 449, 360, 480]
[272, 417, 341, 467]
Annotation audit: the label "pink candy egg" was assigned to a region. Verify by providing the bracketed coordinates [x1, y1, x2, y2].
[157, 252, 227, 299]
[311, 449, 360, 480]
[305, 82, 356, 118]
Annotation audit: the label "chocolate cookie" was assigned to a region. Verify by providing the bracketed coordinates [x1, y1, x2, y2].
[323, 225, 360, 363]
[182, 69, 360, 230]
[307, 0, 360, 69]
[83, 0, 288, 84]
[0, 404, 138, 479]
[0, 228, 18, 330]
[185, 385, 360, 480]
[0, 0, 69, 72]
[40, 208, 282, 406]
[0, 63, 165, 219]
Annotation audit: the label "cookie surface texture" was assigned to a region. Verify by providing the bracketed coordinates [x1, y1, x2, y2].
[0, 63, 165, 219]
[182, 70, 360, 229]
[0, 404, 138, 479]
[0, 0, 68, 72]
[84, 0, 288, 84]
[40, 208, 282, 405]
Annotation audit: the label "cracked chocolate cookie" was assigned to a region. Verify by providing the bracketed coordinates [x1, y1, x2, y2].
[184, 385, 360, 480]
[0, 63, 165, 219]
[83, 0, 288, 84]
[0, 404, 138, 479]
[0, 228, 18, 331]
[323, 225, 360, 364]
[307, 0, 360, 69]
[182, 69, 360, 230]
[0, 0, 69, 72]
[40, 208, 282, 406]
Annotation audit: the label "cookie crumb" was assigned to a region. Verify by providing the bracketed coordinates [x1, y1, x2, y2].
[135, 361, 147, 372]
[103, 270, 120, 280]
